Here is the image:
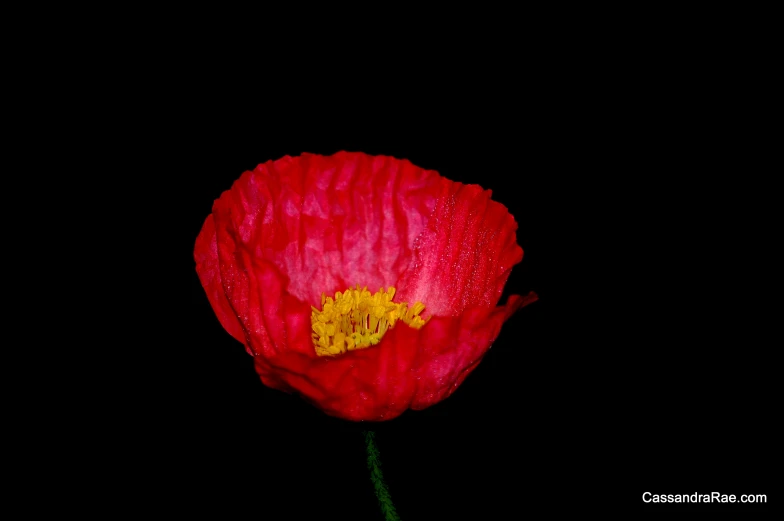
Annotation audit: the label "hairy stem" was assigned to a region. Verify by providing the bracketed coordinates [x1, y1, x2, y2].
[363, 430, 401, 521]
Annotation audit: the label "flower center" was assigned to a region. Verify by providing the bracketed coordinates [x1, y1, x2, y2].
[311, 285, 427, 357]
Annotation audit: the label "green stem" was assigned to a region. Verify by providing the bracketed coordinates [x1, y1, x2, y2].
[363, 430, 402, 521]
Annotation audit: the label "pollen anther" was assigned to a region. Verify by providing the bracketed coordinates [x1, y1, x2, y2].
[311, 285, 427, 357]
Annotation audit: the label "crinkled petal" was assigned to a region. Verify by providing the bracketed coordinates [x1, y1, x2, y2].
[395, 180, 523, 316]
[194, 214, 250, 354]
[220, 152, 445, 304]
[248, 292, 536, 421]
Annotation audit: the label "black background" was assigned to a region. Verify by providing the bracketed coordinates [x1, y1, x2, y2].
[128, 52, 775, 517]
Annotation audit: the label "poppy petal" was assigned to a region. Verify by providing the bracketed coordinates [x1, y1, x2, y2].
[395, 180, 524, 316]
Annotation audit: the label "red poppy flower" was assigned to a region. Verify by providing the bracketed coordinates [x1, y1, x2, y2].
[194, 151, 537, 421]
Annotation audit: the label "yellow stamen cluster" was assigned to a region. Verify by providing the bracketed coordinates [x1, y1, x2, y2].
[311, 285, 427, 357]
